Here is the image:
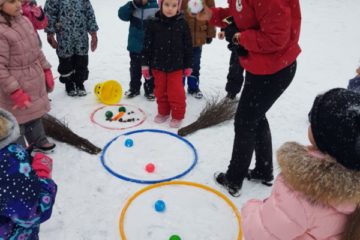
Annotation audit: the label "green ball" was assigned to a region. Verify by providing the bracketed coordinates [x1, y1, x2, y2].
[118, 106, 126, 112]
[105, 111, 113, 118]
[169, 235, 181, 240]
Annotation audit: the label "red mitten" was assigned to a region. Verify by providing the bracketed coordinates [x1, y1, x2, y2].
[47, 33, 58, 49]
[10, 89, 31, 110]
[184, 68, 192, 77]
[142, 66, 150, 80]
[44, 69, 55, 92]
[90, 32, 98, 52]
[32, 153, 53, 179]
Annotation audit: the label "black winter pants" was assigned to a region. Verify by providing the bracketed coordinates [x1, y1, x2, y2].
[58, 55, 89, 85]
[225, 50, 244, 95]
[226, 61, 297, 185]
[129, 52, 154, 94]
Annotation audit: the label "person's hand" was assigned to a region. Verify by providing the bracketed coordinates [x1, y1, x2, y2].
[184, 68, 192, 77]
[44, 69, 55, 92]
[32, 152, 53, 179]
[195, 2, 212, 21]
[218, 31, 225, 40]
[47, 33, 58, 49]
[11, 89, 31, 110]
[206, 37, 213, 44]
[232, 32, 241, 45]
[90, 32, 98, 52]
[142, 66, 150, 80]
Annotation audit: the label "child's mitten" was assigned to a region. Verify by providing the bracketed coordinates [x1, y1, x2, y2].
[184, 68, 192, 77]
[10, 89, 31, 110]
[32, 153, 53, 179]
[90, 32, 98, 52]
[44, 69, 54, 92]
[142, 66, 150, 80]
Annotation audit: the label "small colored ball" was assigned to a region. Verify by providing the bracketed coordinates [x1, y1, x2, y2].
[145, 163, 155, 173]
[154, 200, 166, 212]
[169, 235, 181, 240]
[105, 111, 113, 119]
[118, 106, 126, 112]
[124, 138, 133, 147]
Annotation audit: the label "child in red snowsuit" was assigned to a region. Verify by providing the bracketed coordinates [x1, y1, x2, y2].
[141, 0, 193, 128]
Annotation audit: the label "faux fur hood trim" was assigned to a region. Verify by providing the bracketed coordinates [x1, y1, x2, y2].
[277, 142, 360, 206]
[0, 109, 20, 149]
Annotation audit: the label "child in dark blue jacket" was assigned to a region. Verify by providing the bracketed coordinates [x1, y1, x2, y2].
[118, 0, 158, 101]
[0, 108, 57, 239]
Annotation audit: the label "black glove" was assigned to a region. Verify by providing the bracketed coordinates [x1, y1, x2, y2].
[132, 0, 145, 8]
[227, 43, 248, 56]
[224, 23, 239, 43]
[206, 38, 213, 44]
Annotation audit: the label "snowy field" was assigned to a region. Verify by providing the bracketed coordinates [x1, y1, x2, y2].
[35, 0, 360, 239]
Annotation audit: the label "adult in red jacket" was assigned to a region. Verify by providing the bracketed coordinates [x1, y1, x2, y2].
[196, 0, 301, 196]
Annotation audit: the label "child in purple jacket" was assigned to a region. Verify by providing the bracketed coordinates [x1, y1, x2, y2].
[0, 108, 57, 239]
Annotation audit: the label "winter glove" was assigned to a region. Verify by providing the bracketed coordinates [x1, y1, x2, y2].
[47, 33, 58, 49]
[224, 23, 239, 43]
[206, 37, 213, 44]
[227, 42, 248, 56]
[141, 66, 150, 80]
[44, 69, 55, 92]
[184, 68, 192, 77]
[90, 32, 98, 52]
[32, 152, 53, 179]
[10, 89, 31, 110]
[132, 0, 146, 8]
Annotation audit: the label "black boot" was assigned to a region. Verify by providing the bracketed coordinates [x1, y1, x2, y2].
[246, 169, 274, 186]
[76, 82, 87, 96]
[65, 81, 77, 97]
[214, 172, 242, 197]
[125, 89, 140, 98]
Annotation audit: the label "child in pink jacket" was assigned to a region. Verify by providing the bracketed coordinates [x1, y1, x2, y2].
[241, 88, 360, 240]
[0, 0, 55, 152]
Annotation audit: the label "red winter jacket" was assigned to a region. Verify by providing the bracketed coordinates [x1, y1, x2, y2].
[210, 0, 301, 75]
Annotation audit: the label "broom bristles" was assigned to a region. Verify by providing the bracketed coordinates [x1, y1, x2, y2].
[178, 96, 238, 136]
[42, 114, 102, 155]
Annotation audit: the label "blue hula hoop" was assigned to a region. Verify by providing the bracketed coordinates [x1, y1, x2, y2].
[100, 129, 198, 184]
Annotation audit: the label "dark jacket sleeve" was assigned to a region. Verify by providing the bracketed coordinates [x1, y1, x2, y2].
[44, 0, 59, 33]
[141, 20, 154, 67]
[118, 1, 134, 21]
[182, 20, 193, 69]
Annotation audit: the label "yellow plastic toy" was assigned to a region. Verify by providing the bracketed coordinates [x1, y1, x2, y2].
[94, 80, 122, 105]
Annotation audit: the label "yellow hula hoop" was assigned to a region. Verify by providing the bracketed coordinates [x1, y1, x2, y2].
[119, 180, 243, 240]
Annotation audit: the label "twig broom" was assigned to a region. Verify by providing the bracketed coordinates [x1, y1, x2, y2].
[42, 114, 102, 155]
[178, 96, 238, 137]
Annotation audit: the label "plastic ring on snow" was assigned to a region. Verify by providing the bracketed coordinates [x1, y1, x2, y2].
[90, 104, 146, 130]
[119, 181, 243, 240]
[100, 129, 198, 184]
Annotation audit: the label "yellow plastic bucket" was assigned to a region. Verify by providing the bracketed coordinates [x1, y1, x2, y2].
[94, 80, 122, 105]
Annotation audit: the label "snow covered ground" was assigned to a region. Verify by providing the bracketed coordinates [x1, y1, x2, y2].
[35, 0, 360, 239]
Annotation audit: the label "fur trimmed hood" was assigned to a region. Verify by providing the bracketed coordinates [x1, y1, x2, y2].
[0, 108, 20, 149]
[277, 142, 360, 206]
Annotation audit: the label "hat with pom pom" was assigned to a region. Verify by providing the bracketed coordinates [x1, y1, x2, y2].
[309, 88, 360, 171]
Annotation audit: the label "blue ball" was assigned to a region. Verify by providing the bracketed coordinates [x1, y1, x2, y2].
[154, 200, 166, 212]
[124, 138, 133, 147]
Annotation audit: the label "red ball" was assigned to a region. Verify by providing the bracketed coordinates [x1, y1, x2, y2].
[145, 163, 155, 173]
